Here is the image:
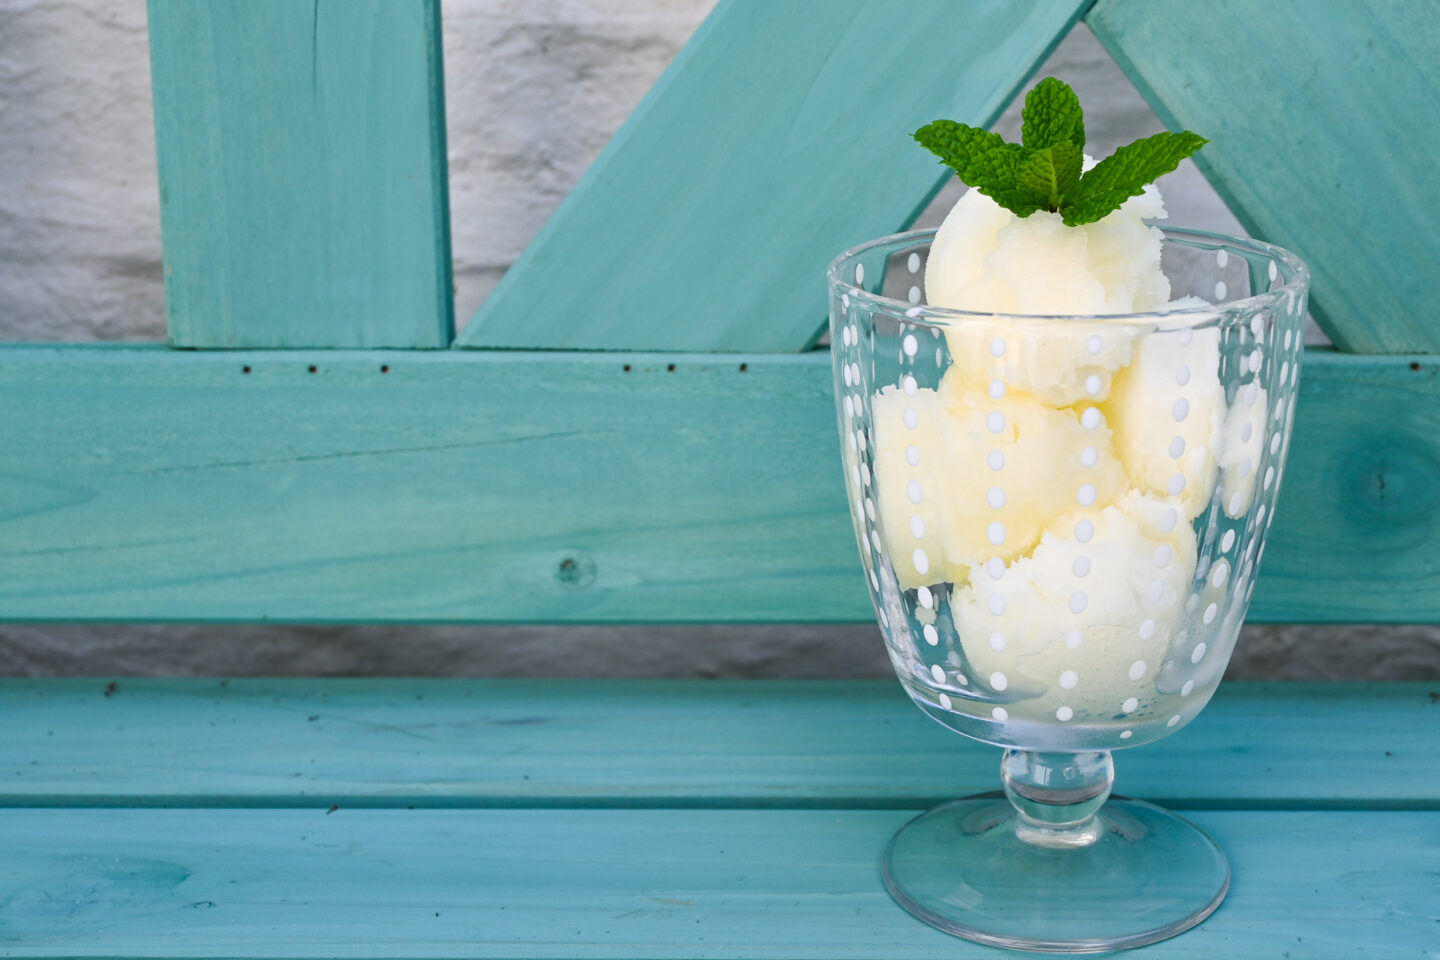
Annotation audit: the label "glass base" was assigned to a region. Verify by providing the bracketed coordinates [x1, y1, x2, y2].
[882, 794, 1228, 954]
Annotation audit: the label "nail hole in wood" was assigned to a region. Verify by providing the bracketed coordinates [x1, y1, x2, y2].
[623, 364, 632, 372]
[667, 363, 676, 372]
[380, 365, 390, 374]
[739, 363, 748, 372]
[1411, 362, 1421, 371]
[242, 366, 251, 374]
[308, 365, 318, 374]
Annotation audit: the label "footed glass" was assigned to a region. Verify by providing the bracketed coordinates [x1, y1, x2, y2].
[828, 228, 1309, 953]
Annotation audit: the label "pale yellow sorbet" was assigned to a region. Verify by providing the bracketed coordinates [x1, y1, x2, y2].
[862, 167, 1249, 720]
[852, 161, 1272, 725]
[871, 370, 1126, 590]
[1102, 327, 1226, 520]
[955, 490, 1198, 712]
[1219, 382, 1268, 517]
[926, 175, 1170, 407]
[869, 382, 960, 589]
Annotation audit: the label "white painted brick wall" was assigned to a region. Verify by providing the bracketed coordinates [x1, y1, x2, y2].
[0, 2, 1432, 679]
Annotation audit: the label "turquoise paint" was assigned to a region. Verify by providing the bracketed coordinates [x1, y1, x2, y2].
[457, 0, 1088, 352]
[0, 679, 1433, 953]
[1, 680, 1433, 809]
[0, 346, 1433, 623]
[1089, 0, 1440, 353]
[24, 5, 1433, 951]
[147, 0, 453, 348]
[0, 807, 1433, 955]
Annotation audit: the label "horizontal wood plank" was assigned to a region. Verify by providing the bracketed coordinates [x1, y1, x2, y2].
[1088, 0, 1440, 353]
[457, 0, 1087, 352]
[2, 680, 1434, 809]
[0, 346, 1436, 622]
[147, 0, 453, 347]
[0, 807, 1434, 957]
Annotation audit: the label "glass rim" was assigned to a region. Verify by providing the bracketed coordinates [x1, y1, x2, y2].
[827, 226, 1310, 328]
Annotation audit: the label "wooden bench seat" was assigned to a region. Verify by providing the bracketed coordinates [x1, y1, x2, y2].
[5, 1, 1438, 956]
[3, 678, 1434, 956]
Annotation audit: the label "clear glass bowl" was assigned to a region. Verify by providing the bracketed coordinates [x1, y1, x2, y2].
[828, 227, 1310, 953]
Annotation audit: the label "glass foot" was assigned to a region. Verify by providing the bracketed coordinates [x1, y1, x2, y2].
[882, 794, 1228, 954]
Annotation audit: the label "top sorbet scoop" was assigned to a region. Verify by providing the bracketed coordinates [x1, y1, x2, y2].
[870, 80, 1262, 717]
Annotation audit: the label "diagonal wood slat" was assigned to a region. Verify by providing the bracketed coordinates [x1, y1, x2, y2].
[1, 680, 1433, 809]
[1088, 0, 1440, 353]
[457, 0, 1088, 353]
[0, 347, 1435, 622]
[148, 0, 454, 348]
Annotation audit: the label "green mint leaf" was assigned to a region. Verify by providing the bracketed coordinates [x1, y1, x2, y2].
[1021, 77, 1085, 151]
[913, 120, 1024, 191]
[1016, 141, 1083, 210]
[1052, 140, 1083, 197]
[912, 77, 1206, 223]
[1060, 130, 1208, 225]
[959, 144, 1045, 216]
[975, 179, 1046, 218]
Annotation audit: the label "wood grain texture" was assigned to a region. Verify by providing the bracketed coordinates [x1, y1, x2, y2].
[0, 346, 1435, 622]
[147, 0, 453, 348]
[1, 680, 1433, 809]
[0, 807, 1435, 957]
[456, 0, 1088, 353]
[1088, 0, 1440, 353]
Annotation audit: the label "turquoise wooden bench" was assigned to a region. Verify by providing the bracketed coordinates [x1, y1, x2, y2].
[2, 0, 1437, 955]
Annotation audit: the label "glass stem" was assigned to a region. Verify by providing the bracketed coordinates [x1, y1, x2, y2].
[1001, 749, 1114, 848]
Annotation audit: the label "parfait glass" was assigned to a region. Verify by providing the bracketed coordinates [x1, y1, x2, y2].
[828, 227, 1309, 953]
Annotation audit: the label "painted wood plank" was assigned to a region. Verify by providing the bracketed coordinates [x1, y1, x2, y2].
[2, 680, 1434, 809]
[1088, 0, 1440, 353]
[456, 0, 1087, 353]
[0, 346, 1435, 622]
[147, 0, 453, 348]
[0, 807, 1434, 957]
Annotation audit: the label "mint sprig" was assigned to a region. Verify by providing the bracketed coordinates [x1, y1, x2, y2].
[914, 77, 1207, 226]
[1020, 76, 1085, 153]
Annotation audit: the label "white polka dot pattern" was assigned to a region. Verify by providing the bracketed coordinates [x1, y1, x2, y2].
[828, 234, 1303, 748]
